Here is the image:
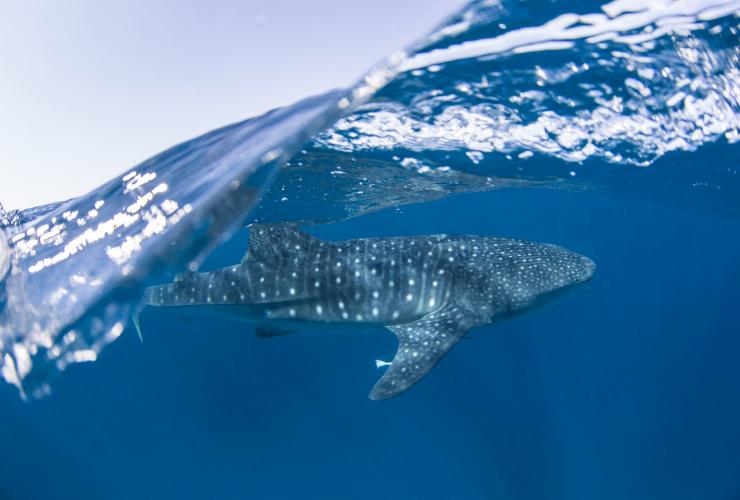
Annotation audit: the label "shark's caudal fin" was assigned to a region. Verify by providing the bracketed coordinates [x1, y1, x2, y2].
[370, 303, 478, 400]
[245, 223, 321, 262]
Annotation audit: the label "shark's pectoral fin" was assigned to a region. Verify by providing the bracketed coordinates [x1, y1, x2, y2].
[370, 305, 477, 400]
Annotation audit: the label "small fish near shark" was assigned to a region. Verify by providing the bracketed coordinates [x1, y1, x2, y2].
[142, 224, 595, 400]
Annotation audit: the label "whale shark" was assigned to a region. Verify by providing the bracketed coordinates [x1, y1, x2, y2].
[142, 224, 595, 399]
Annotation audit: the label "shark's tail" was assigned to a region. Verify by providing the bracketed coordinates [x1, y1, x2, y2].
[142, 271, 210, 307]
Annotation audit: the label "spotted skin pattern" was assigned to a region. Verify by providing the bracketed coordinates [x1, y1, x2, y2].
[144, 224, 595, 399]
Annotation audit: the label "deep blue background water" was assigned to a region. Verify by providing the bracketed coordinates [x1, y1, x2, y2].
[2, 170, 739, 499]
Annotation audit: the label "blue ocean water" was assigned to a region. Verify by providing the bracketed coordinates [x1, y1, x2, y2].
[2, 1, 740, 499]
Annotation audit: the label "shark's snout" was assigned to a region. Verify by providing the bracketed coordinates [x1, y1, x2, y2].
[577, 255, 596, 282]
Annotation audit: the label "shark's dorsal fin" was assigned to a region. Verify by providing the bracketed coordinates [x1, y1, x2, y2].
[245, 223, 320, 262]
[174, 270, 195, 282]
[370, 304, 478, 400]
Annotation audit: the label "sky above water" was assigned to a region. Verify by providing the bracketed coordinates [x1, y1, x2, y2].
[0, 0, 462, 210]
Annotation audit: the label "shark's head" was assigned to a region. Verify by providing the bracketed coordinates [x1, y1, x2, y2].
[506, 244, 595, 316]
[540, 244, 596, 291]
[484, 240, 595, 318]
[539, 243, 595, 284]
[573, 253, 596, 284]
